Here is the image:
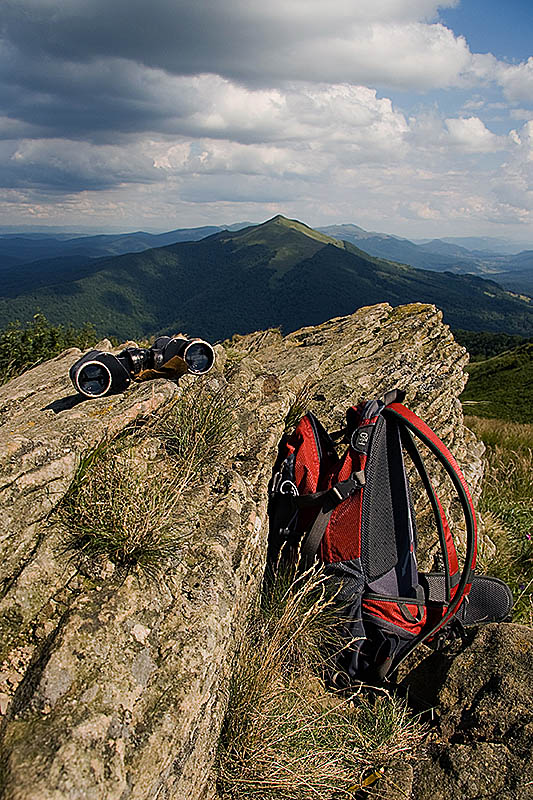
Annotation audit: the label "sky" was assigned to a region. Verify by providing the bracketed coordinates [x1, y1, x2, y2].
[1, 0, 533, 242]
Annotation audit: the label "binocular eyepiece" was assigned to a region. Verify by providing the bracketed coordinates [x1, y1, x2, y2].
[70, 336, 215, 398]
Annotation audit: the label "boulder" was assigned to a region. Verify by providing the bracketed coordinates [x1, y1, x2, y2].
[0, 303, 484, 799]
[408, 623, 533, 800]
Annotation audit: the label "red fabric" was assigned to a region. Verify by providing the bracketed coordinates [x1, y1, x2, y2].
[290, 415, 322, 494]
[363, 597, 427, 636]
[319, 447, 366, 562]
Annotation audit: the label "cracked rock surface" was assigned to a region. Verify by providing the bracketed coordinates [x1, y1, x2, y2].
[0, 303, 487, 799]
[408, 624, 533, 800]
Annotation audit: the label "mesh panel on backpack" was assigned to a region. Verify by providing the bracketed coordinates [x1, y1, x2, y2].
[459, 575, 513, 624]
[361, 416, 417, 588]
[422, 573, 513, 624]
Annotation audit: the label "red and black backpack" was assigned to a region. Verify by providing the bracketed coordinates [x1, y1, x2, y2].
[267, 389, 513, 684]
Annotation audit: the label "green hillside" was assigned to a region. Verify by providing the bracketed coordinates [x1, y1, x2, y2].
[0, 215, 532, 342]
[461, 343, 533, 423]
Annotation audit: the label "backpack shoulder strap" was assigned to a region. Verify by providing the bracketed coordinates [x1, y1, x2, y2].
[382, 402, 477, 669]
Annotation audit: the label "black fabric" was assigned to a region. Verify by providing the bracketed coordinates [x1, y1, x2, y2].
[458, 576, 513, 624]
[361, 417, 417, 594]
[400, 428, 452, 602]
[299, 507, 334, 571]
[324, 559, 419, 685]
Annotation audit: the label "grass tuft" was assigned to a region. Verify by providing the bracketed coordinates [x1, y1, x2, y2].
[150, 381, 236, 483]
[57, 436, 187, 578]
[57, 381, 236, 578]
[217, 569, 424, 800]
[284, 380, 317, 433]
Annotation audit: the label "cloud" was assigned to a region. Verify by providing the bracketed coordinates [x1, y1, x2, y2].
[0, 0, 496, 97]
[1, 138, 161, 191]
[444, 116, 505, 153]
[0, 82, 411, 196]
[0, 0, 531, 239]
[497, 58, 533, 104]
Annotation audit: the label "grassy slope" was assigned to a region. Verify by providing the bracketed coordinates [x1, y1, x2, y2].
[462, 343, 533, 423]
[467, 416, 533, 624]
[0, 216, 532, 341]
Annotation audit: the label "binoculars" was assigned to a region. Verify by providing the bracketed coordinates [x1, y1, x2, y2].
[70, 336, 215, 398]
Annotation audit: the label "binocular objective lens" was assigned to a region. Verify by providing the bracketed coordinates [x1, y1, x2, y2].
[184, 342, 215, 374]
[77, 362, 112, 397]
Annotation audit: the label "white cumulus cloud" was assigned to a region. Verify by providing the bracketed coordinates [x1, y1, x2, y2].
[445, 116, 505, 153]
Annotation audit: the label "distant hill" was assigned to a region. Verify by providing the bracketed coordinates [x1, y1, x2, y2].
[453, 329, 532, 361]
[318, 224, 474, 271]
[0, 225, 228, 275]
[0, 215, 532, 342]
[461, 343, 533, 423]
[490, 266, 533, 298]
[436, 236, 530, 255]
[319, 224, 533, 295]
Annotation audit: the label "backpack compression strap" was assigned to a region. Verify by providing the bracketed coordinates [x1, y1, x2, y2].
[383, 403, 477, 673]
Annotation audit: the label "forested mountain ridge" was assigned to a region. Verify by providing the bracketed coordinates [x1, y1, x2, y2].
[0, 215, 531, 341]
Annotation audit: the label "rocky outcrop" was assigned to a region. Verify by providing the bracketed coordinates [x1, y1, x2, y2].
[0, 303, 484, 799]
[407, 623, 533, 800]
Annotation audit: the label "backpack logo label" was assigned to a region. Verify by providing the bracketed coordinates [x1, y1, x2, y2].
[352, 425, 374, 453]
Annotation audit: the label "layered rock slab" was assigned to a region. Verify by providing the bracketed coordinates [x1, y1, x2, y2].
[0, 303, 483, 799]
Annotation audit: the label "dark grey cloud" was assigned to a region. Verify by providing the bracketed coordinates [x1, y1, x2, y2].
[0, 0, 506, 149]
[1, 0, 345, 83]
[0, 0, 530, 240]
[0, 139, 161, 192]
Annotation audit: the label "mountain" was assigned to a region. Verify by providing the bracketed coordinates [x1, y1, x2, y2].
[0, 225, 228, 274]
[5, 220, 532, 299]
[313, 222, 380, 240]
[319, 224, 486, 272]
[461, 343, 533, 423]
[319, 224, 533, 292]
[0, 215, 532, 341]
[418, 239, 476, 258]
[436, 236, 531, 255]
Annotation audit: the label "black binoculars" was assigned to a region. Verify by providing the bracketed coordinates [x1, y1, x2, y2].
[70, 336, 215, 398]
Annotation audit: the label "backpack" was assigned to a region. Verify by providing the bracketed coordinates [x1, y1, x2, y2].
[267, 389, 513, 685]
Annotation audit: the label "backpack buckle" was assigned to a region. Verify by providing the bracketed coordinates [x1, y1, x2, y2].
[328, 471, 365, 505]
[270, 472, 299, 496]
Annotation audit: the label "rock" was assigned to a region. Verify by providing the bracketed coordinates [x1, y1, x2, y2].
[0, 303, 485, 799]
[408, 623, 533, 800]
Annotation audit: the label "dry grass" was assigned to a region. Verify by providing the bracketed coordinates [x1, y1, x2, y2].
[466, 416, 533, 623]
[151, 381, 236, 482]
[217, 570, 425, 800]
[284, 380, 318, 433]
[57, 436, 188, 578]
[58, 381, 236, 578]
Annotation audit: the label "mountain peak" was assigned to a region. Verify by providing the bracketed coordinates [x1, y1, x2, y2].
[248, 215, 344, 247]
